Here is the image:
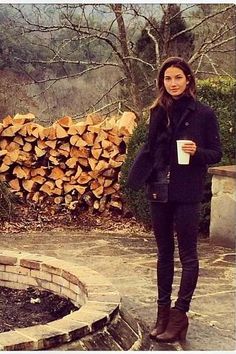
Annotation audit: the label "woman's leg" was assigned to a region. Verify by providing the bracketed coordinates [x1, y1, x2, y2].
[155, 202, 200, 342]
[174, 202, 200, 312]
[150, 201, 175, 306]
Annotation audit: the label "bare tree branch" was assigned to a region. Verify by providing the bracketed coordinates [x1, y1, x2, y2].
[195, 54, 204, 74]
[205, 54, 219, 75]
[14, 56, 121, 68]
[189, 35, 236, 64]
[123, 56, 156, 70]
[146, 28, 161, 68]
[170, 4, 235, 42]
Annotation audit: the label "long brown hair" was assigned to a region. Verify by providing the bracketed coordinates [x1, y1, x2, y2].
[150, 57, 196, 111]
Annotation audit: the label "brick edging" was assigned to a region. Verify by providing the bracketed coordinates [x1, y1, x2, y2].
[0, 250, 121, 351]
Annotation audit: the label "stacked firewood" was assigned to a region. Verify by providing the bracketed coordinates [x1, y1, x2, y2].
[0, 111, 136, 213]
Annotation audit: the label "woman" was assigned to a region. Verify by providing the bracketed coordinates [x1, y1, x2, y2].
[127, 57, 222, 342]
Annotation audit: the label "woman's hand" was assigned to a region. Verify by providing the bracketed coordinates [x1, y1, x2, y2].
[182, 141, 197, 156]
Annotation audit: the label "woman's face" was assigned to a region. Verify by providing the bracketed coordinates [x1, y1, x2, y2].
[163, 66, 189, 98]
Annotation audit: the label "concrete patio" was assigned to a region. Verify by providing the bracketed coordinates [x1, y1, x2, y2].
[0, 229, 235, 351]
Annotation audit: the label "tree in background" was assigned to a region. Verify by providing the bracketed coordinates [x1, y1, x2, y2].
[134, 4, 195, 108]
[0, 4, 235, 122]
[188, 4, 235, 78]
[158, 4, 195, 61]
[134, 18, 157, 108]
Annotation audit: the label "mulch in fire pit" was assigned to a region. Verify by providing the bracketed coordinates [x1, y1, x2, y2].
[0, 286, 79, 333]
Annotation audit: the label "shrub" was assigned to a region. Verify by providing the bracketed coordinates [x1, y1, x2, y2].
[120, 117, 151, 226]
[197, 77, 235, 165]
[120, 78, 235, 234]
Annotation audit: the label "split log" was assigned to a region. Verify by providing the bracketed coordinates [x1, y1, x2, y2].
[107, 133, 122, 146]
[57, 116, 73, 128]
[22, 179, 36, 192]
[37, 140, 48, 150]
[31, 175, 46, 184]
[1, 125, 22, 137]
[8, 178, 21, 191]
[66, 157, 78, 169]
[3, 150, 19, 165]
[6, 141, 20, 152]
[116, 111, 137, 135]
[35, 146, 46, 157]
[55, 179, 63, 189]
[45, 140, 57, 149]
[13, 166, 30, 179]
[94, 160, 109, 172]
[54, 124, 68, 139]
[40, 181, 55, 195]
[77, 158, 89, 167]
[31, 167, 46, 177]
[70, 146, 89, 159]
[54, 196, 63, 205]
[48, 167, 65, 180]
[68, 122, 87, 135]
[73, 165, 83, 180]
[70, 135, 87, 147]
[23, 142, 33, 152]
[13, 135, 24, 146]
[64, 183, 86, 195]
[91, 147, 102, 160]
[2, 115, 14, 128]
[32, 191, 40, 203]
[0, 163, 10, 173]
[13, 113, 35, 124]
[0, 150, 8, 157]
[77, 172, 92, 185]
[88, 158, 97, 171]
[0, 139, 8, 149]
[92, 185, 104, 198]
[82, 132, 95, 146]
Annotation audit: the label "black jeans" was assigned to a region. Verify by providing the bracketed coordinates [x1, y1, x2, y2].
[150, 201, 200, 312]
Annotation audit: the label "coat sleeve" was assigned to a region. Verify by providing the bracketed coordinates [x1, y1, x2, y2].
[126, 106, 162, 191]
[126, 142, 153, 191]
[192, 108, 222, 165]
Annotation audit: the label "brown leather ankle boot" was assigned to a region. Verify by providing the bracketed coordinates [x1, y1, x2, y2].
[149, 304, 170, 339]
[155, 308, 189, 342]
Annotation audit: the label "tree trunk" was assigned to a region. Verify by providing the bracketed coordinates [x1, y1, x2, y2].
[111, 4, 143, 119]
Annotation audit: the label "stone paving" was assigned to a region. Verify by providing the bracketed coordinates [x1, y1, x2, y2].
[0, 229, 235, 351]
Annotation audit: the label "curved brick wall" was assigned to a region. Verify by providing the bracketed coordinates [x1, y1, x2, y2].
[0, 250, 121, 350]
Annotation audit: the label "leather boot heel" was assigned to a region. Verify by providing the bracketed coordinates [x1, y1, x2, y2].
[179, 324, 188, 341]
[155, 308, 189, 343]
[149, 304, 170, 338]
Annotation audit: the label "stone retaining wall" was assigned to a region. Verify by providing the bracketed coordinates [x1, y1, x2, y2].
[0, 250, 137, 351]
[208, 165, 236, 248]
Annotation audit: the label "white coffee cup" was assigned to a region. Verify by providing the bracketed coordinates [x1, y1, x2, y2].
[176, 140, 191, 165]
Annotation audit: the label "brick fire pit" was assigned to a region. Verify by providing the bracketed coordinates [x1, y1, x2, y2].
[0, 250, 142, 351]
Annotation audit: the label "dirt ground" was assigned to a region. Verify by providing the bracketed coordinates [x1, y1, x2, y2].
[0, 201, 148, 235]
[0, 286, 78, 333]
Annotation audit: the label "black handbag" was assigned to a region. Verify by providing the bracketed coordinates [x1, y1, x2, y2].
[146, 182, 169, 203]
[145, 168, 170, 203]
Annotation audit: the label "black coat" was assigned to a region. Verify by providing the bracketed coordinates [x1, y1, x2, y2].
[127, 98, 222, 202]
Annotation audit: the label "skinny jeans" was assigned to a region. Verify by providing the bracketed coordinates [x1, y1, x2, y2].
[150, 201, 200, 312]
